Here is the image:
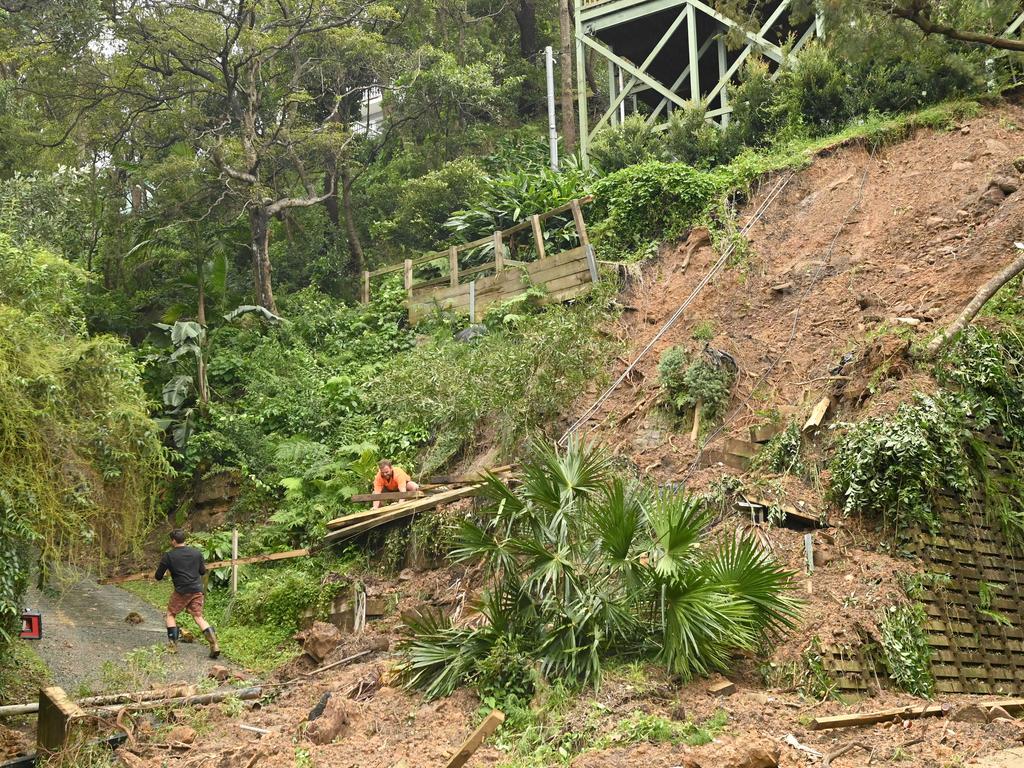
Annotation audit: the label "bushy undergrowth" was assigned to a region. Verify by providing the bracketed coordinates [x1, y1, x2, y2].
[830, 279, 1024, 543]
[879, 603, 935, 698]
[0, 234, 169, 656]
[400, 440, 798, 698]
[658, 346, 736, 424]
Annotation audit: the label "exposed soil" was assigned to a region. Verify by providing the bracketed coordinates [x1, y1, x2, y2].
[47, 105, 1024, 768]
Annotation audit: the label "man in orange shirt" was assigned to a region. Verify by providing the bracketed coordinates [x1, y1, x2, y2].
[372, 460, 420, 508]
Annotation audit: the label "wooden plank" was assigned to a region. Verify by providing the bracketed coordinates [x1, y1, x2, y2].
[494, 231, 504, 271]
[99, 548, 310, 584]
[361, 270, 370, 304]
[324, 485, 483, 544]
[531, 214, 546, 260]
[350, 491, 424, 503]
[444, 709, 506, 768]
[37, 687, 86, 754]
[803, 397, 831, 431]
[811, 704, 947, 730]
[750, 422, 786, 443]
[327, 502, 421, 531]
[724, 438, 759, 458]
[570, 198, 589, 247]
[449, 246, 458, 287]
[404, 259, 413, 301]
[369, 262, 405, 278]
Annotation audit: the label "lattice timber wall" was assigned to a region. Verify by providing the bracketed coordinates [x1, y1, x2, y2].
[821, 431, 1024, 696]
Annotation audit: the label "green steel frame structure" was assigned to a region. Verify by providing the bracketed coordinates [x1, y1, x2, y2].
[575, 0, 1024, 163]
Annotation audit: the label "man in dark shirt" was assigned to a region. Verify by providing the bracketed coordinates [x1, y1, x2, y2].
[155, 529, 220, 658]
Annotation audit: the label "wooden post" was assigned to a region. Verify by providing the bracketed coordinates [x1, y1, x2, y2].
[468, 281, 476, 323]
[448, 245, 459, 287]
[444, 709, 505, 768]
[361, 270, 370, 304]
[493, 230, 504, 271]
[231, 528, 239, 595]
[570, 198, 589, 247]
[37, 687, 86, 755]
[403, 258, 413, 301]
[531, 214, 546, 260]
[585, 245, 599, 283]
[804, 533, 815, 573]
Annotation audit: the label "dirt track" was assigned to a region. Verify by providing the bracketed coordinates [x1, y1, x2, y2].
[23, 575, 218, 693]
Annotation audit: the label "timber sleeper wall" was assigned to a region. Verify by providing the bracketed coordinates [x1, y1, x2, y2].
[819, 431, 1024, 696]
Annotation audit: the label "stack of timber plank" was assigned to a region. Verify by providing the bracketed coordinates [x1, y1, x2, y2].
[321, 466, 515, 546]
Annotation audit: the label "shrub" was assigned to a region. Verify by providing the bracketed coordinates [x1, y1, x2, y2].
[828, 394, 974, 534]
[588, 115, 667, 174]
[591, 162, 722, 260]
[658, 346, 735, 423]
[751, 421, 804, 476]
[371, 158, 488, 252]
[665, 104, 726, 168]
[776, 44, 850, 136]
[879, 603, 934, 698]
[399, 440, 798, 698]
[721, 57, 782, 149]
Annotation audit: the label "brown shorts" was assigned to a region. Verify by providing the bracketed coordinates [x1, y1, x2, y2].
[167, 591, 205, 619]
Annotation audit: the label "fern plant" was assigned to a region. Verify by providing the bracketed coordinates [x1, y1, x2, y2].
[399, 439, 799, 698]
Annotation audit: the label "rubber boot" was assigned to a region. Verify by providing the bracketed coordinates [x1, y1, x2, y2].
[167, 626, 180, 652]
[203, 627, 220, 659]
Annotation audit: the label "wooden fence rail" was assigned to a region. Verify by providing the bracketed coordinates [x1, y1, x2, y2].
[361, 195, 594, 306]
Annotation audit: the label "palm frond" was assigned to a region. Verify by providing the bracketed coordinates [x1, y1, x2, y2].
[701, 535, 801, 634]
[649, 491, 712, 578]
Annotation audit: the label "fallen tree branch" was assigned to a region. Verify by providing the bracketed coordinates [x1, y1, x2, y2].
[925, 246, 1024, 358]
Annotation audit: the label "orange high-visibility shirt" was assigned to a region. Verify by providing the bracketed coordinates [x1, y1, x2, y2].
[373, 466, 411, 494]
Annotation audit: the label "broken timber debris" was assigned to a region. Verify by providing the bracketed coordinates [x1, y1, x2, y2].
[37, 687, 87, 754]
[0, 685, 197, 718]
[708, 680, 737, 697]
[803, 397, 831, 431]
[811, 703, 949, 730]
[444, 709, 505, 768]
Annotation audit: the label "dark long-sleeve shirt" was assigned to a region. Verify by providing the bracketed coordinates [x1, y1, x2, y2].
[155, 546, 207, 594]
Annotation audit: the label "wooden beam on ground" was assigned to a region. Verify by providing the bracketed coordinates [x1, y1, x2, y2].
[37, 687, 86, 754]
[803, 397, 831, 431]
[350, 491, 424, 503]
[99, 548, 310, 584]
[323, 484, 483, 544]
[811, 703, 948, 730]
[444, 709, 505, 768]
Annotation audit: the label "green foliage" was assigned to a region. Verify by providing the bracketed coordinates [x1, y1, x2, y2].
[829, 394, 974, 534]
[879, 603, 935, 698]
[751, 422, 804, 476]
[799, 641, 840, 700]
[591, 162, 723, 261]
[0, 234, 169, 658]
[777, 44, 850, 137]
[666, 104, 730, 169]
[722, 57, 782, 149]
[399, 440, 799, 698]
[658, 346, 736, 423]
[371, 159, 488, 253]
[369, 298, 615, 472]
[595, 709, 728, 749]
[0, 636, 50, 701]
[588, 115, 666, 174]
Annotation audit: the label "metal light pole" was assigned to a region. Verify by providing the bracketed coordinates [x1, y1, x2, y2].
[545, 45, 559, 171]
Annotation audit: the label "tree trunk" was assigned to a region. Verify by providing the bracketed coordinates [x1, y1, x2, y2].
[341, 164, 364, 277]
[925, 250, 1024, 357]
[559, 0, 577, 153]
[195, 259, 209, 409]
[514, 0, 539, 60]
[248, 207, 277, 313]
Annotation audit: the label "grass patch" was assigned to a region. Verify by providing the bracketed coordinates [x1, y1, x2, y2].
[0, 639, 51, 702]
[121, 579, 298, 673]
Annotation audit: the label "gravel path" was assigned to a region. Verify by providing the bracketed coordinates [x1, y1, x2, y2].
[23, 576, 220, 693]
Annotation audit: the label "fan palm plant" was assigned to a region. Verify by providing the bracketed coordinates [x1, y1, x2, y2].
[400, 439, 799, 698]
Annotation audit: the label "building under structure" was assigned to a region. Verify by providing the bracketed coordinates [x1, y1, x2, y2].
[574, 0, 820, 159]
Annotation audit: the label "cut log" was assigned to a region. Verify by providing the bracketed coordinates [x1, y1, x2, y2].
[803, 397, 831, 431]
[811, 703, 948, 730]
[97, 687, 262, 714]
[444, 709, 506, 768]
